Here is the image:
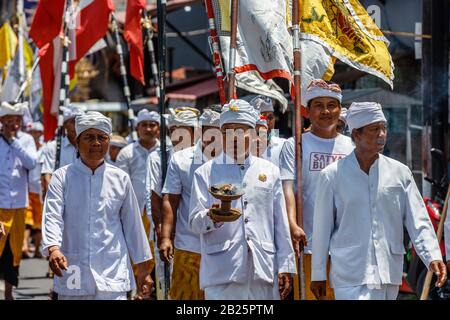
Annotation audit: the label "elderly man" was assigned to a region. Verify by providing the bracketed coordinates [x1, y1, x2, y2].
[40, 105, 85, 193]
[159, 109, 221, 300]
[0, 101, 37, 300]
[311, 102, 447, 300]
[249, 95, 285, 167]
[42, 111, 153, 300]
[189, 99, 296, 300]
[279, 79, 354, 300]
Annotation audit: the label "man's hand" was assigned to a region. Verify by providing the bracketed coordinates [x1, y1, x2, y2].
[0, 222, 5, 240]
[159, 237, 174, 263]
[207, 203, 221, 223]
[278, 273, 292, 299]
[290, 224, 307, 256]
[135, 261, 154, 300]
[48, 247, 68, 277]
[310, 281, 327, 300]
[429, 260, 447, 287]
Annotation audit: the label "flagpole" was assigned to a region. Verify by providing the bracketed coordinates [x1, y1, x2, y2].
[54, 0, 72, 171]
[111, 12, 138, 142]
[157, 0, 170, 301]
[14, 56, 40, 103]
[227, 0, 238, 100]
[141, 9, 160, 98]
[16, 0, 25, 89]
[204, 0, 226, 105]
[292, 0, 306, 300]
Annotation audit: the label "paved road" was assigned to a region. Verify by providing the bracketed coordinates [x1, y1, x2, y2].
[0, 257, 53, 300]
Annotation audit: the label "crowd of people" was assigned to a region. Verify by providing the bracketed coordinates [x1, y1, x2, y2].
[0, 79, 449, 300]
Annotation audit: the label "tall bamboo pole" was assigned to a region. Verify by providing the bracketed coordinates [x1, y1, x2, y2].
[227, 0, 238, 100]
[292, 0, 306, 300]
[156, 0, 170, 301]
[111, 12, 138, 142]
[204, 0, 226, 105]
[54, 0, 72, 171]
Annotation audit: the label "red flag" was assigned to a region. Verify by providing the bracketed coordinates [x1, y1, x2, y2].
[125, 0, 146, 85]
[30, 0, 115, 141]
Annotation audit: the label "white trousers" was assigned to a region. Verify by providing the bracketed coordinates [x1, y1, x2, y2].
[58, 291, 127, 300]
[204, 255, 280, 300]
[334, 284, 399, 300]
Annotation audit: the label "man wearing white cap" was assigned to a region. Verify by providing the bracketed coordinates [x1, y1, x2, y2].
[40, 105, 85, 194]
[0, 101, 37, 300]
[249, 95, 286, 167]
[159, 108, 221, 300]
[311, 102, 447, 300]
[145, 107, 198, 299]
[107, 135, 128, 165]
[42, 111, 154, 300]
[116, 109, 161, 217]
[337, 107, 348, 135]
[189, 99, 296, 300]
[279, 79, 354, 300]
[24, 122, 46, 258]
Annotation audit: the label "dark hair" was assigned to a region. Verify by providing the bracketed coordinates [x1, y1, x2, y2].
[350, 127, 364, 142]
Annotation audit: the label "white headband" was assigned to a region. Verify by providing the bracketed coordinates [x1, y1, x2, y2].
[199, 109, 220, 128]
[137, 109, 160, 125]
[75, 111, 112, 137]
[0, 101, 25, 117]
[220, 99, 259, 129]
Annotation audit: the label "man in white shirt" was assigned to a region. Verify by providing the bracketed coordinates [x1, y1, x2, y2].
[25, 122, 45, 258]
[145, 107, 198, 299]
[311, 102, 447, 300]
[0, 101, 37, 300]
[116, 109, 161, 216]
[189, 99, 296, 300]
[249, 95, 286, 167]
[279, 79, 354, 299]
[159, 109, 221, 300]
[42, 111, 153, 300]
[107, 135, 128, 165]
[40, 105, 85, 193]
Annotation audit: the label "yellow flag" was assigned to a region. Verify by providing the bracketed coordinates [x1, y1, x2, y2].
[298, 0, 394, 87]
[0, 22, 18, 70]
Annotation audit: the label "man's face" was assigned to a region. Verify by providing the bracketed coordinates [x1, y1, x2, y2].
[77, 128, 110, 162]
[261, 111, 275, 130]
[221, 123, 252, 162]
[0, 115, 22, 135]
[30, 130, 43, 142]
[109, 145, 123, 162]
[64, 118, 77, 142]
[137, 121, 160, 142]
[353, 121, 387, 154]
[308, 97, 340, 130]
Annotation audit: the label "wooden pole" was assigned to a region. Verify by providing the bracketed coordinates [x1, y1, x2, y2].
[227, 0, 238, 100]
[204, 0, 226, 105]
[292, 0, 306, 300]
[420, 185, 450, 300]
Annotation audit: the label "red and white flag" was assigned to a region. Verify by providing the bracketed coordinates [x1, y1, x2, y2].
[125, 0, 146, 85]
[30, 0, 114, 141]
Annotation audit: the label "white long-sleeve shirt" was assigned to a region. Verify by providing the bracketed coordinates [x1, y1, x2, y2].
[28, 145, 44, 196]
[189, 153, 296, 289]
[312, 151, 442, 288]
[116, 140, 159, 214]
[0, 131, 37, 209]
[40, 137, 78, 174]
[260, 135, 286, 167]
[42, 158, 152, 296]
[162, 142, 205, 253]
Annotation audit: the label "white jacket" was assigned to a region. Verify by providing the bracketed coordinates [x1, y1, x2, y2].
[42, 159, 152, 295]
[189, 153, 296, 289]
[312, 152, 442, 288]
